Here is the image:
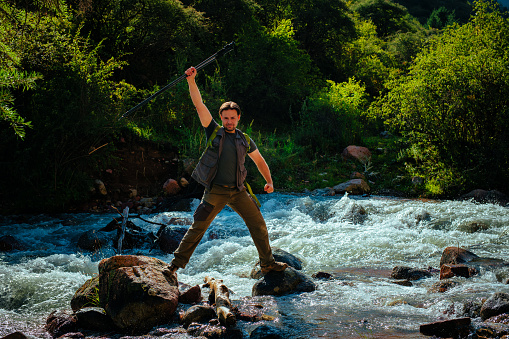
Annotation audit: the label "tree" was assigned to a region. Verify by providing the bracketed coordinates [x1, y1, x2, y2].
[426, 6, 457, 29]
[373, 0, 509, 195]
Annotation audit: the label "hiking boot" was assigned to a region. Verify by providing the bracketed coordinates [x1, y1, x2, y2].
[166, 264, 179, 276]
[261, 261, 289, 274]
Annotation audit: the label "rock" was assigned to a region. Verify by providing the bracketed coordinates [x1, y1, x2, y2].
[178, 283, 203, 304]
[390, 266, 432, 281]
[428, 280, 460, 293]
[77, 230, 111, 252]
[187, 323, 228, 338]
[252, 267, 316, 296]
[312, 272, 333, 280]
[250, 324, 286, 339]
[440, 247, 480, 266]
[419, 317, 471, 338]
[440, 264, 477, 280]
[341, 145, 372, 164]
[481, 293, 509, 321]
[94, 179, 107, 195]
[458, 221, 490, 233]
[461, 299, 484, 318]
[163, 178, 181, 195]
[474, 322, 509, 338]
[181, 305, 217, 328]
[71, 276, 99, 311]
[1, 332, 28, 339]
[98, 255, 179, 332]
[0, 235, 23, 251]
[250, 249, 303, 279]
[391, 280, 413, 287]
[158, 226, 188, 254]
[333, 179, 370, 195]
[180, 177, 189, 188]
[45, 310, 78, 338]
[74, 307, 116, 332]
[486, 313, 509, 324]
[459, 189, 509, 206]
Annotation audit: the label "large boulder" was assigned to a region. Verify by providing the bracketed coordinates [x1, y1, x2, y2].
[98, 255, 179, 332]
[77, 231, 112, 252]
[252, 267, 316, 296]
[333, 179, 370, 195]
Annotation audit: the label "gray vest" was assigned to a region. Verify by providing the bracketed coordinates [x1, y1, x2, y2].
[191, 127, 250, 190]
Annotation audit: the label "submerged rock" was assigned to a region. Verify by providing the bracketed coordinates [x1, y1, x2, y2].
[390, 266, 433, 281]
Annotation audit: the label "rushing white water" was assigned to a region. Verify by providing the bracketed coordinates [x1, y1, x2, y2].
[1, 193, 509, 338]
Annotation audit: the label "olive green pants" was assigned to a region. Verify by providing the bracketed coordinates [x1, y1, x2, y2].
[171, 185, 275, 269]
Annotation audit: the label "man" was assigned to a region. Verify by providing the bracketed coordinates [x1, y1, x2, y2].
[168, 66, 288, 275]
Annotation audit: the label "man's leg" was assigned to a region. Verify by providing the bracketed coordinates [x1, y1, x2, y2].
[171, 187, 228, 269]
[228, 189, 287, 273]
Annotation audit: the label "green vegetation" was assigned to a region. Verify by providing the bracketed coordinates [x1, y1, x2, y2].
[0, 0, 508, 213]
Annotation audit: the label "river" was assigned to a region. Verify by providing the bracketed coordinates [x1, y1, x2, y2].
[1, 193, 508, 338]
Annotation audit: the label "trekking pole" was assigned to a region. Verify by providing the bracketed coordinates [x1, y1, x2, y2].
[119, 41, 236, 120]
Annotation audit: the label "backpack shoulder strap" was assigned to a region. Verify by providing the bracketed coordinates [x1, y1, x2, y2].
[242, 132, 251, 153]
[206, 125, 222, 149]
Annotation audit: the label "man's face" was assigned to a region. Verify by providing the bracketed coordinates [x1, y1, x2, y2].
[220, 109, 240, 133]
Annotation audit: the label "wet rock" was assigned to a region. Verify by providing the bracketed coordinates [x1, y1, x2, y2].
[419, 317, 471, 338]
[1, 332, 28, 339]
[458, 221, 490, 233]
[486, 313, 509, 324]
[178, 283, 203, 304]
[428, 280, 460, 293]
[390, 266, 433, 281]
[186, 322, 229, 338]
[74, 307, 116, 332]
[391, 280, 413, 287]
[312, 272, 333, 280]
[252, 267, 316, 296]
[440, 264, 478, 280]
[250, 324, 286, 339]
[71, 276, 99, 311]
[158, 226, 187, 254]
[333, 179, 370, 195]
[461, 298, 485, 318]
[45, 310, 78, 338]
[181, 305, 217, 328]
[474, 322, 509, 338]
[440, 247, 480, 266]
[459, 189, 509, 206]
[0, 235, 24, 251]
[481, 293, 509, 321]
[98, 255, 179, 332]
[250, 248, 303, 279]
[77, 230, 112, 251]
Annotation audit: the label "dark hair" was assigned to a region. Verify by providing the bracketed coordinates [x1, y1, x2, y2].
[219, 101, 241, 117]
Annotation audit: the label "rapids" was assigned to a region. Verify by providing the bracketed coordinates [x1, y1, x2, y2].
[1, 193, 508, 338]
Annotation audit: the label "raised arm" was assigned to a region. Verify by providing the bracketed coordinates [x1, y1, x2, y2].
[185, 67, 212, 127]
[248, 149, 274, 193]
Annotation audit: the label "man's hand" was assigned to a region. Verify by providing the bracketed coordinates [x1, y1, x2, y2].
[185, 67, 197, 79]
[264, 183, 274, 194]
